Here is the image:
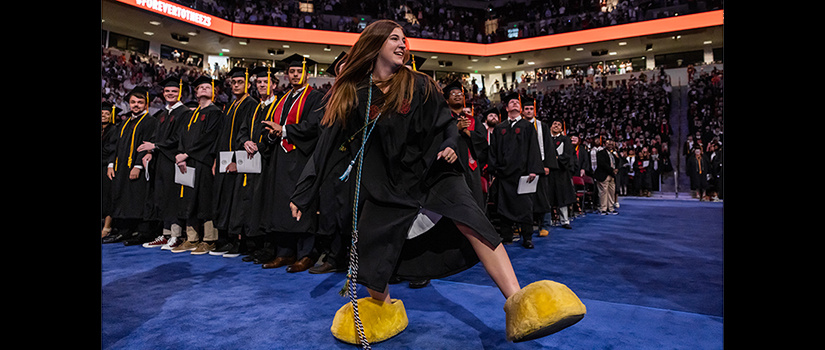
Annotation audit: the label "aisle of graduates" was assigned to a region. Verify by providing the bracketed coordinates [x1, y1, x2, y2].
[100, 53, 646, 280]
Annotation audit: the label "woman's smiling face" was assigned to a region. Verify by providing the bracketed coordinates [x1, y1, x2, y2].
[377, 27, 407, 70]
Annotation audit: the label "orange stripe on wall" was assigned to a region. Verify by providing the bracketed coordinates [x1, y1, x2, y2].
[116, 0, 722, 57]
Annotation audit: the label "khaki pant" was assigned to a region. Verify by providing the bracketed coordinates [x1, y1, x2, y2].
[597, 176, 617, 213]
[186, 220, 218, 242]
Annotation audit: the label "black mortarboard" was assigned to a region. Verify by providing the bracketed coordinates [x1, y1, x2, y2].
[158, 75, 185, 100]
[126, 86, 150, 102]
[406, 54, 426, 71]
[442, 80, 465, 100]
[159, 75, 183, 88]
[502, 91, 522, 107]
[191, 75, 216, 101]
[482, 107, 500, 117]
[282, 53, 318, 69]
[251, 66, 278, 78]
[327, 51, 347, 77]
[102, 101, 122, 123]
[228, 66, 249, 79]
[521, 95, 535, 108]
[251, 66, 278, 95]
[191, 75, 213, 88]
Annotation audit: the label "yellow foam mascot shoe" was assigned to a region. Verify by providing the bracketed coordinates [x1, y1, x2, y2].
[331, 297, 409, 344]
[504, 280, 586, 342]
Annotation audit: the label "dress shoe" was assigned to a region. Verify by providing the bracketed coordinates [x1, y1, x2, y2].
[262, 256, 296, 269]
[308, 261, 343, 274]
[408, 279, 430, 289]
[286, 256, 314, 273]
[522, 240, 534, 249]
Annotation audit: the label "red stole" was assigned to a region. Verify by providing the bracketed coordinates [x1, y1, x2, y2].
[272, 86, 312, 152]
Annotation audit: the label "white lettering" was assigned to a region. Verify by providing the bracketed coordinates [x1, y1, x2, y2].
[133, 0, 212, 27]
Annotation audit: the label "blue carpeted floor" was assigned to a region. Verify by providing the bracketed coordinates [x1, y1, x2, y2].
[101, 197, 724, 349]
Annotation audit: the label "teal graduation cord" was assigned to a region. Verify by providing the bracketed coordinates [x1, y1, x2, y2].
[342, 74, 380, 350]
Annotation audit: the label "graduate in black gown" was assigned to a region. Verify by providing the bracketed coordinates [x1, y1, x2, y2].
[290, 20, 585, 346]
[210, 67, 259, 255]
[105, 87, 159, 244]
[443, 80, 488, 210]
[307, 52, 351, 275]
[101, 101, 121, 239]
[256, 54, 325, 273]
[488, 92, 544, 248]
[544, 118, 577, 229]
[136, 75, 189, 248]
[521, 95, 558, 239]
[230, 65, 281, 259]
[172, 75, 223, 253]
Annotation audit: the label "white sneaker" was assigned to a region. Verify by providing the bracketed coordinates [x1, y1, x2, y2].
[143, 236, 168, 248]
[161, 236, 181, 250]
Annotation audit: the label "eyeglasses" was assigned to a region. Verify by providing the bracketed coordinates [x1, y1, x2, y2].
[450, 92, 464, 96]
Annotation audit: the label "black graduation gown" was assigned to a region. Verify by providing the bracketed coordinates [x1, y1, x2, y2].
[257, 87, 324, 235]
[101, 123, 117, 218]
[229, 96, 278, 237]
[528, 119, 558, 214]
[147, 102, 187, 222]
[452, 110, 488, 210]
[291, 75, 500, 292]
[547, 133, 578, 207]
[176, 103, 223, 221]
[213, 94, 259, 230]
[108, 112, 158, 220]
[488, 117, 544, 224]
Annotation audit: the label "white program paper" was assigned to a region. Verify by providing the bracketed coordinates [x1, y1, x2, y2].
[517, 175, 538, 194]
[174, 165, 195, 188]
[235, 151, 262, 174]
[218, 151, 235, 173]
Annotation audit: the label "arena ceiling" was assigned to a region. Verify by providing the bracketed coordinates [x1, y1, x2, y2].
[101, 0, 723, 74]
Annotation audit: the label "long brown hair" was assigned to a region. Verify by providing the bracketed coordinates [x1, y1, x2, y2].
[321, 20, 437, 127]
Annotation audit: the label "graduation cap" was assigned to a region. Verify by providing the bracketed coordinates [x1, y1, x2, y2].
[442, 80, 465, 101]
[126, 86, 150, 103]
[327, 51, 347, 77]
[228, 67, 251, 94]
[282, 54, 317, 85]
[102, 101, 122, 124]
[191, 75, 216, 101]
[501, 91, 525, 113]
[158, 75, 185, 101]
[251, 66, 278, 96]
[482, 107, 501, 118]
[405, 54, 426, 71]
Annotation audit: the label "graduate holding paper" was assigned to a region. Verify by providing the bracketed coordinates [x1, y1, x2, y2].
[210, 67, 259, 255]
[172, 75, 223, 254]
[487, 92, 544, 248]
[226, 65, 281, 258]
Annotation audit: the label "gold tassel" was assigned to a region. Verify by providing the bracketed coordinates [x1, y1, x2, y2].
[299, 57, 307, 85]
[266, 67, 271, 96]
[244, 68, 249, 94]
[412, 54, 417, 71]
[178, 79, 182, 101]
[111, 105, 116, 124]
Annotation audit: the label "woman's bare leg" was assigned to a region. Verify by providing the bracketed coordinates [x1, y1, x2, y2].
[456, 222, 521, 299]
[368, 285, 391, 303]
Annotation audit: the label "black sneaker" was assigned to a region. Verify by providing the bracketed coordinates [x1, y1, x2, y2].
[223, 242, 241, 258]
[209, 241, 234, 256]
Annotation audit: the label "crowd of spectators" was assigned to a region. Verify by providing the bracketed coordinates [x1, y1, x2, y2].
[175, 0, 722, 43]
